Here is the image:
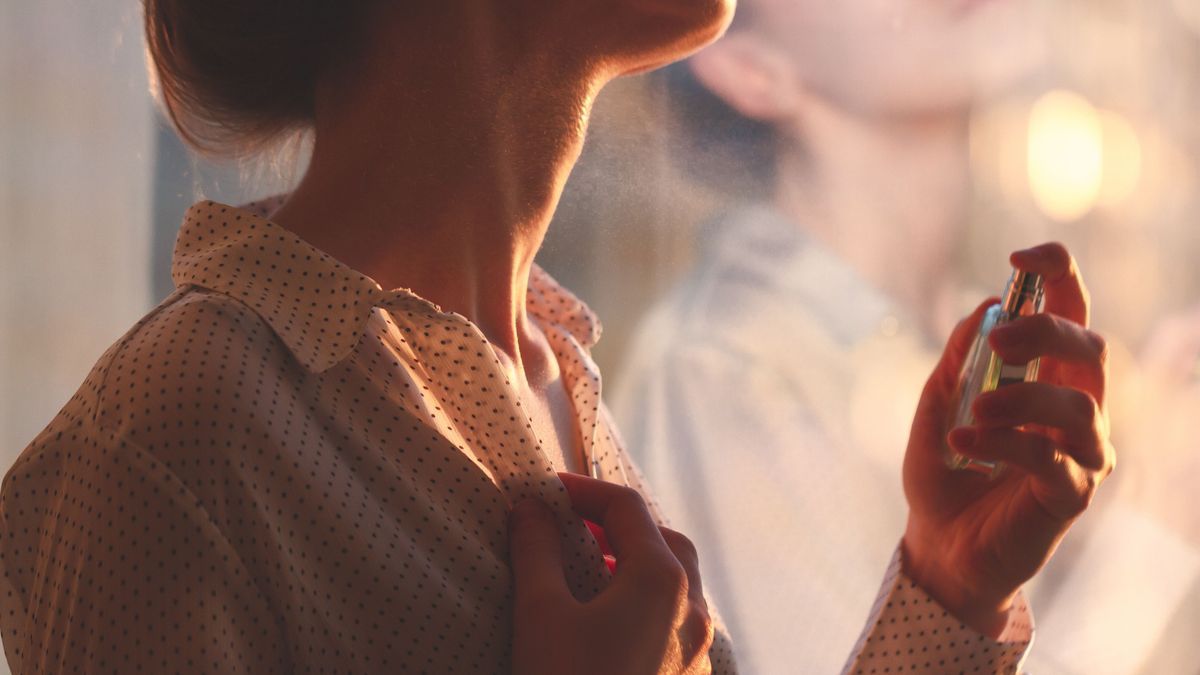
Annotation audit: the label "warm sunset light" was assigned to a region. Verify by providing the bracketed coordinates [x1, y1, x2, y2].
[5, 3, 1198, 673]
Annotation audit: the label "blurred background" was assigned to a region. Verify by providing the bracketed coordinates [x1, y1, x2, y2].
[2, 1, 1199, 673]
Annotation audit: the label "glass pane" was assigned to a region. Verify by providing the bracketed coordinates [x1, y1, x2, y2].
[2, 0, 1198, 672]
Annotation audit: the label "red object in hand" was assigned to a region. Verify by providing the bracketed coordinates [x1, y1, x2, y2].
[585, 520, 617, 574]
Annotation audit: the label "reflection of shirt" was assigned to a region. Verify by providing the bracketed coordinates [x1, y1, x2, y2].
[0, 198, 735, 673]
[613, 205, 1033, 674]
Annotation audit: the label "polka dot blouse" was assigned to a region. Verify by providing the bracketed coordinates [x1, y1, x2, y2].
[0, 199, 1029, 674]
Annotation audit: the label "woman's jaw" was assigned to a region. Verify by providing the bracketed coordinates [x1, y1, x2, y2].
[588, 0, 738, 80]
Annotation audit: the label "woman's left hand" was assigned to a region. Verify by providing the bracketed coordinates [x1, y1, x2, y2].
[901, 242, 1116, 638]
[509, 474, 714, 675]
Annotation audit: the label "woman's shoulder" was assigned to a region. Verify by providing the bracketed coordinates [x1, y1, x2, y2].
[15, 287, 287, 456]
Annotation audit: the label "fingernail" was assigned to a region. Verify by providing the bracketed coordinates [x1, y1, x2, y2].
[948, 426, 978, 450]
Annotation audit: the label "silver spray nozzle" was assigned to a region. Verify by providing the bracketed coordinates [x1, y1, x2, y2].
[1001, 269, 1045, 317]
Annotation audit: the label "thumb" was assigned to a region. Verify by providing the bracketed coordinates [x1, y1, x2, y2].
[929, 298, 998, 396]
[509, 498, 572, 607]
[909, 298, 998, 472]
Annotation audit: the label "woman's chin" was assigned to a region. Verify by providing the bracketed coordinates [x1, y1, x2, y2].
[651, 0, 736, 43]
[614, 0, 735, 77]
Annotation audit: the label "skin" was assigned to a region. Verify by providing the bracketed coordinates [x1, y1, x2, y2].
[906, 243, 1115, 636]
[735, 0, 1045, 116]
[256, 0, 1113, 668]
[516, 246, 1114, 661]
[687, 0, 1047, 335]
[270, 1, 733, 473]
[510, 475, 715, 675]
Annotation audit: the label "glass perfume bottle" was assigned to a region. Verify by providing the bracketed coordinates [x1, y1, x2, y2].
[945, 268, 1046, 476]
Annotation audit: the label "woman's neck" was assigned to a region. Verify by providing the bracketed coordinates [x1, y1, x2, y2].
[774, 101, 973, 338]
[270, 8, 605, 373]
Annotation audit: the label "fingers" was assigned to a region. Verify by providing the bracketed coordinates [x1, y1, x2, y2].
[1011, 243, 1090, 327]
[972, 382, 1108, 470]
[558, 473, 673, 565]
[948, 426, 1107, 520]
[989, 313, 1109, 404]
[660, 527, 714, 668]
[558, 473, 710, 663]
[949, 426, 1065, 484]
[508, 499, 572, 606]
[907, 299, 999, 477]
[930, 298, 1000, 393]
[660, 527, 706, 609]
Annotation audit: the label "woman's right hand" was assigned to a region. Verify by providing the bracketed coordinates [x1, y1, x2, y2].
[509, 473, 714, 675]
[902, 243, 1115, 636]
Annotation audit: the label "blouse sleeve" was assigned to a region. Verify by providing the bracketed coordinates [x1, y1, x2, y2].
[0, 425, 288, 674]
[841, 546, 1034, 674]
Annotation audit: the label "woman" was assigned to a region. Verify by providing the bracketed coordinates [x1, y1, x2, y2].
[610, 1, 1146, 672]
[0, 2, 1112, 674]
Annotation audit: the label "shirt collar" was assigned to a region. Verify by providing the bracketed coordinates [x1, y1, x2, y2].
[171, 198, 602, 373]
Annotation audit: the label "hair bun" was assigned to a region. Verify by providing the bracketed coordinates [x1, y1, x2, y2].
[143, 0, 366, 156]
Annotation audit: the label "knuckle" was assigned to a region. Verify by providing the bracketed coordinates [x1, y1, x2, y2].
[632, 550, 689, 601]
[1050, 444, 1072, 470]
[662, 528, 700, 564]
[1033, 439, 1063, 474]
[682, 605, 716, 658]
[645, 558, 690, 601]
[1076, 471, 1102, 513]
[1058, 459, 1100, 517]
[686, 604, 713, 633]
[612, 485, 649, 514]
[1087, 330, 1110, 366]
[1059, 488, 1090, 519]
[1070, 390, 1100, 427]
[1068, 493, 1091, 518]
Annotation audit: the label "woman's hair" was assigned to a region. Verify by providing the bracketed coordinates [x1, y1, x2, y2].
[143, 0, 372, 156]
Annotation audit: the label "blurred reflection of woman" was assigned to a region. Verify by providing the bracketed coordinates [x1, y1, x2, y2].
[0, 1, 1112, 674]
[613, 1, 1129, 672]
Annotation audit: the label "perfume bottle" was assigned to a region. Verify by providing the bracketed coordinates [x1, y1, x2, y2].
[945, 268, 1046, 476]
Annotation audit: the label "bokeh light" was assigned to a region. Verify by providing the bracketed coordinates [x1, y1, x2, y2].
[1099, 110, 1143, 210]
[1027, 90, 1104, 222]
